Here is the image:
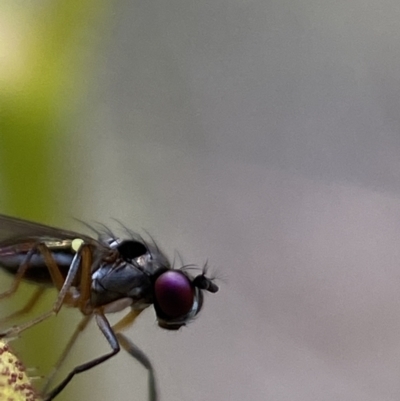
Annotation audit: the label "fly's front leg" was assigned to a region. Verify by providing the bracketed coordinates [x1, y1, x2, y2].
[112, 309, 158, 401]
[43, 313, 120, 401]
[42, 244, 93, 394]
[0, 244, 89, 338]
[44, 308, 158, 401]
[116, 332, 158, 401]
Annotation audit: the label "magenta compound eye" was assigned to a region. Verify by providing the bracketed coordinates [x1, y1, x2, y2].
[154, 271, 194, 318]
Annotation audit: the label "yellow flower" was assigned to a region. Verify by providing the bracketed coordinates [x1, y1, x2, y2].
[0, 340, 41, 401]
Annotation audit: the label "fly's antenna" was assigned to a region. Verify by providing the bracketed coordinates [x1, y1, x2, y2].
[193, 275, 219, 293]
[193, 261, 219, 293]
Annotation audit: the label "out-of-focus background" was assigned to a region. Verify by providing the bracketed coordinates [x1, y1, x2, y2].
[2, 1, 400, 400]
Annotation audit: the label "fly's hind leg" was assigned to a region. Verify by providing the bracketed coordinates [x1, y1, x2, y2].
[0, 242, 66, 302]
[0, 244, 50, 300]
[0, 286, 46, 327]
[0, 244, 91, 338]
[43, 308, 157, 401]
[43, 313, 120, 401]
[0, 243, 58, 327]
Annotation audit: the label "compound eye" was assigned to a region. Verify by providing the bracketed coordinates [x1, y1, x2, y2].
[154, 271, 194, 319]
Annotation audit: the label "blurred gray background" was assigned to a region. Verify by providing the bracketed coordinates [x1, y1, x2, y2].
[11, 0, 400, 400]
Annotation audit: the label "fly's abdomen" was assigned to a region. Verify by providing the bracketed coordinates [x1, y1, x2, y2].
[0, 239, 75, 285]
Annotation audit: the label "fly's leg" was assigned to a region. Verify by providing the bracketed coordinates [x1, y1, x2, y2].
[42, 244, 94, 394]
[0, 244, 91, 338]
[0, 243, 62, 300]
[42, 315, 93, 394]
[0, 286, 45, 326]
[44, 308, 155, 401]
[116, 332, 158, 401]
[43, 313, 120, 401]
[111, 308, 142, 332]
[0, 242, 63, 331]
[77, 242, 92, 312]
[113, 309, 158, 401]
[42, 243, 94, 390]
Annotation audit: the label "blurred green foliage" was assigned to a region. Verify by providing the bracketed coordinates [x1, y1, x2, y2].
[0, 1, 110, 399]
[0, 0, 109, 219]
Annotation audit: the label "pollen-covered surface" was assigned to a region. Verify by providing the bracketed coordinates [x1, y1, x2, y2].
[0, 340, 40, 401]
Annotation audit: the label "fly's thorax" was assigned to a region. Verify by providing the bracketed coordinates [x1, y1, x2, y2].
[90, 261, 153, 308]
[90, 240, 172, 309]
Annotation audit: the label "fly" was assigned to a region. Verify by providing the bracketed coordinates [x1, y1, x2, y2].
[0, 214, 218, 400]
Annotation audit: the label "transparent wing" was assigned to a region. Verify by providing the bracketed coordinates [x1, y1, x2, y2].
[0, 214, 99, 244]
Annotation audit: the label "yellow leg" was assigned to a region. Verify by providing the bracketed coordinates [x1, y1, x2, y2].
[112, 308, 143, 333]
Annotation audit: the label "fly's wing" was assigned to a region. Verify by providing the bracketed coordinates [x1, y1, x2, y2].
[0, 214, 100, 245]
[0, 214, 107, 284]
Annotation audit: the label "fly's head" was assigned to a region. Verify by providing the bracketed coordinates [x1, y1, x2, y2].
[152, 264, 219, 330]
[115, 238, 219, 330]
